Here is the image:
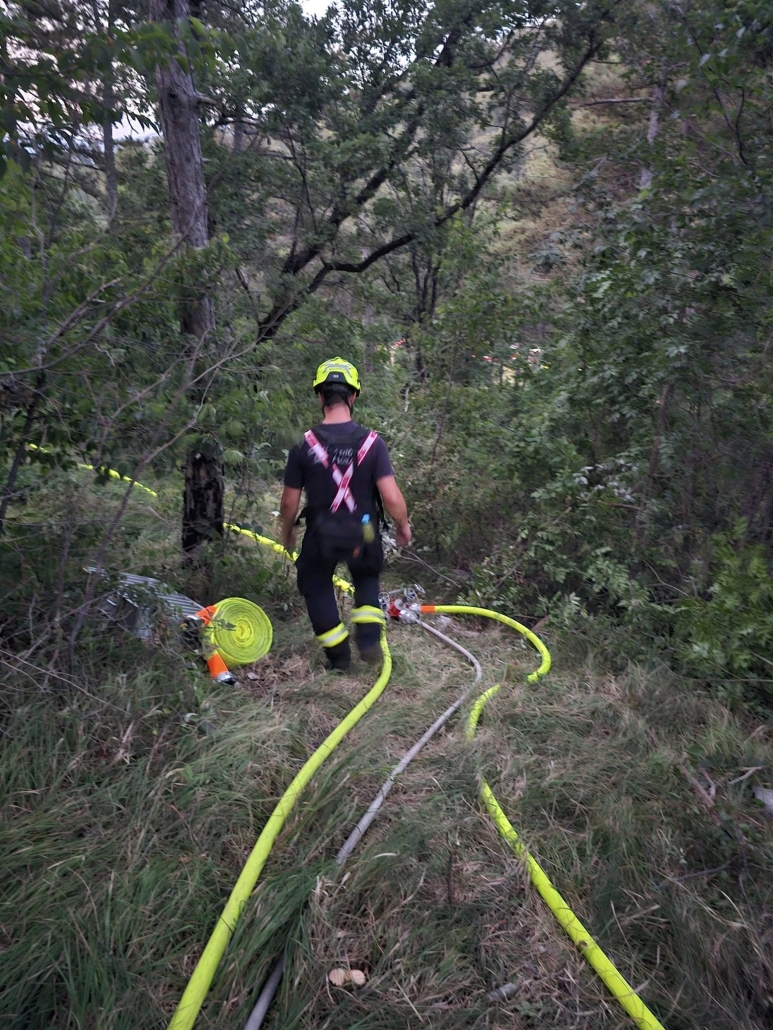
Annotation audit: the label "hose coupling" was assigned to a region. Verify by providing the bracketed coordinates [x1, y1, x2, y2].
[384, 597, 421, 622]
[403, 583, 425, 602]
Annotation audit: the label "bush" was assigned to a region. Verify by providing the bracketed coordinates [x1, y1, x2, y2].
[673, 535, 773, 709]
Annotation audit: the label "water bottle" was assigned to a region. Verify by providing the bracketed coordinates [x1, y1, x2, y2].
[361, 513, 375, 543]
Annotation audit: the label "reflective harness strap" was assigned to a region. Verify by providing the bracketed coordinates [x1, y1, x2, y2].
[357, 431, 378, 466]
[304, 429, 329, 469]
[305, 429, 355, 513]
[330, 461, 356, 513]
[304, 429, 379, 515]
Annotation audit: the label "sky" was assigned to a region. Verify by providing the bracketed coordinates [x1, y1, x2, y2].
[301, 0, 336, 17]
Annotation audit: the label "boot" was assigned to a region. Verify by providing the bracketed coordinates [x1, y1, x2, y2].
[325, 638, 351, 672]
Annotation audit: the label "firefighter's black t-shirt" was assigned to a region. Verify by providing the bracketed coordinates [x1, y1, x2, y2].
[284, 421, 393, 523]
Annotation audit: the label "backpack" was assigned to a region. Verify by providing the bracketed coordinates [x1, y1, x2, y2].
[304, 427, 379, 560]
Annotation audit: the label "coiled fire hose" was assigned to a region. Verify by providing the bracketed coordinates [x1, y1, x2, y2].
[193, 596, 273, 680]
[202, 597, 273, 667]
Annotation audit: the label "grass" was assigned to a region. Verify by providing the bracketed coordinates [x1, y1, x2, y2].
[3, 605, 772, 1030]
[1, 483, 772, 1029]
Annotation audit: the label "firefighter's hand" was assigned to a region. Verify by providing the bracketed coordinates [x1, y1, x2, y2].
[395, 520, 412, 548]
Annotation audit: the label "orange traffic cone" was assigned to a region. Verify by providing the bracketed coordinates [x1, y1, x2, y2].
[193, 606, 236, 684]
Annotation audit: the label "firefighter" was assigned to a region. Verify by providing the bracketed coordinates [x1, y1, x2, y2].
[279, 358, 411, 670]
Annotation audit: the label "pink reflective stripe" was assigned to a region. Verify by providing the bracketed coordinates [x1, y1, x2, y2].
[357, 431, 378, 465]
[330, 463, 356, 513]
[305, 427, 377, 516]
[306, 429, 356, 512]
[304, 429, 329, 468]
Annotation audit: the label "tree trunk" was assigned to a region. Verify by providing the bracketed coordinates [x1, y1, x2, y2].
[742, 441, 773, 544]
[0, 392, 40, 534]
[182, 441, 224, 553]
[151, 0, 221, 552]
[92, 0, 118, 218]
[640, 70, 666, 189]
[104, 81, 118, 218]
[151, 0, 215, 341]
[232, 102, 245, 153]
[635, 380, 674, 545]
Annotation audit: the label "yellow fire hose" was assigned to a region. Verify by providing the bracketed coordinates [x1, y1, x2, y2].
[200, 597, 273, 667]
[167, 531, 393, 1030]
[224, 522, 354, 594]
[23, 447, 664, 1029]
[422, 604, 666, 1030]
[25, 443, 159, 496]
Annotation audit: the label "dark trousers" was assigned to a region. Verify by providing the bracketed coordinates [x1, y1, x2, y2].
[296, 528, 384, 655]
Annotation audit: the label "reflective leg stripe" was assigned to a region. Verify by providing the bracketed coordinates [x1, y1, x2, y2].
[316, 622, 349, 648]
[351, 605, 386, 625]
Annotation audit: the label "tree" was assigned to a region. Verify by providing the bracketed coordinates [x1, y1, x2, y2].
[210, 0, 617, 332]
[462, 0, 773, 640]
[143, 0, 622, 548]
[149, 0, 222, 554]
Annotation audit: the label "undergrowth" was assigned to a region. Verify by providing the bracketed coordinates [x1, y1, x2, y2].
[1, 472, 772, 1029]
[2, 600, 772, 1029]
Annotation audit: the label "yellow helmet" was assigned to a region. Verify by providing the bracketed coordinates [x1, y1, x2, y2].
[313, 357, 361, 394]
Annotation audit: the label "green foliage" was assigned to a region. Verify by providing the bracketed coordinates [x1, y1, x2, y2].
[674, 534, 773, 707]
[5, 0, 771, 710]
[0, 2, 155, 174]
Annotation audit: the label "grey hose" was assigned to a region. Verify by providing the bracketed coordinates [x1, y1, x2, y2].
[336, 622, 482, 864]
[243, 955, 285, 1030]
[243, 619, 482, 1030]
